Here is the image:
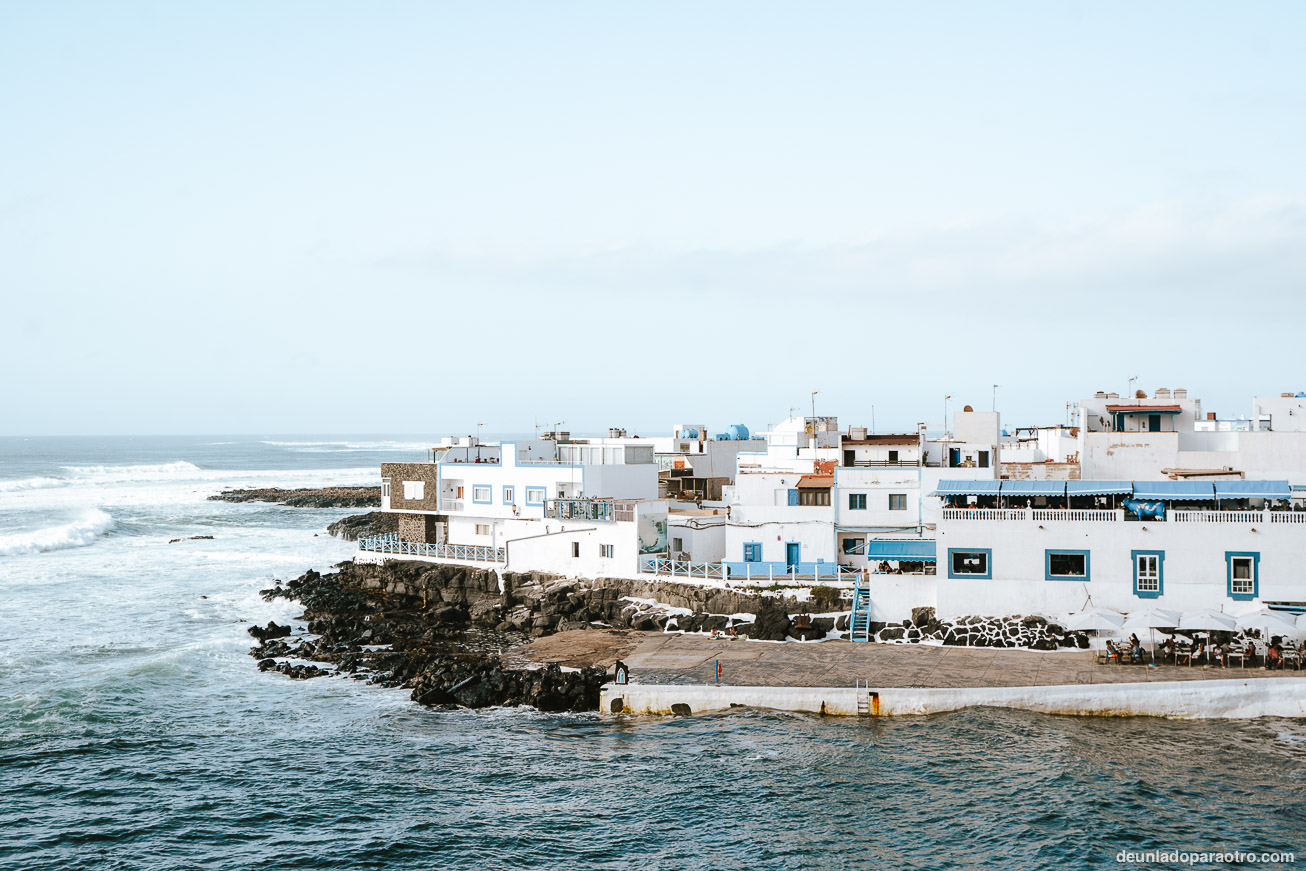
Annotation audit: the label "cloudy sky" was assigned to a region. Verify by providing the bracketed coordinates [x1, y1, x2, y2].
[3, 1, 1304, 436]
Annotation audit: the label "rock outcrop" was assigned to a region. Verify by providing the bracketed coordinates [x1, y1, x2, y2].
[210, 486, 380, 508]
[326, 511, 398, 541]
[874, 612, 1088, 650]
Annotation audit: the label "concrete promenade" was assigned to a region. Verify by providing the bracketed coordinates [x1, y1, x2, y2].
[620, 634, 1300, 689]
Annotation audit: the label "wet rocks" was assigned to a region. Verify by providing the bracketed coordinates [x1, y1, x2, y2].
[210, 486, 380, 508]
[326, 511, 398, 541]
[248, 621, 292, 641]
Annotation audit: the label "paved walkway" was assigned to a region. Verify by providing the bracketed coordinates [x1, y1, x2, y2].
[623, 634, 1303, 688]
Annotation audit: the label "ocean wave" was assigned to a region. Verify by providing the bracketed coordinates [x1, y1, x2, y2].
[0, 476, 65, 493]
[262, 440, 432, 453]
[0, 509, 114, 556]
[61, 461, 204, 479]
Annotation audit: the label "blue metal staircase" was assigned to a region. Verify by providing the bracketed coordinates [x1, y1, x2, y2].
[849, 575, 873, 642]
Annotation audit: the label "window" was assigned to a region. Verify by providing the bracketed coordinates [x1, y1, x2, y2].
[600, 544, 614, 558]
[525, 487, 546, 506]
[503, 486, 514, 504]
[977, 451, 990, 468]
[1132, 550, 1163, 598]
[843, 537, 864, 554]
[672, 537, 683, 552]
[743, 543, 762, 562]
[381, 479, 391, 499]
[947, 549, 991, 579]
[403, 481, 424, 500]
[1046, 550, 1089, 581]
[888, 494, 907, 511]
[472, 485, 491, 504]
[571, 542, 580, 558]
[888, 450, 899, 463]
[456, 486, 465, 499]
[848, 493, 867, 510]
[1226, 552, 1259, 600]
[558, 487, 566, 499]
[793, 489, 830, 506]
[475, 523, 490, 536]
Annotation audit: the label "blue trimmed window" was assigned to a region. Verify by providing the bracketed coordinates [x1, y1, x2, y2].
[1045, 550, 1089, 582]
[889, 493, 907, 511]
[503, 486, 515, 504]
[1226, 552, 1259, 601]
[788, 489, 800, 506]
[743, 542, 762, 562]
[525, 487, 546, 506]
[947, 548, 991, 579]
[848, 493, 867, 510]
[1132, 550, 1163, 598]
[472, 485, 492, 504]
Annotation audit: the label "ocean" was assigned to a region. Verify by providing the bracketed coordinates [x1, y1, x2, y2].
[1, 436, 1303, 870]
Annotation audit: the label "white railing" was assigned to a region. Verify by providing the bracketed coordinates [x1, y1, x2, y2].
[1172, 510, 1262, 523]
[1031, 509, 1120, 522]
[942, 509, 1028, 521]
[439, 499, 463, 512]
[358, 533, 505, 563]
[639, 557, 727, 579]
[1270, 512, 1306, 524]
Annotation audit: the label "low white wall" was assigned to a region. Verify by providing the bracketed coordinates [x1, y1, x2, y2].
[603, 677, 1306, 719]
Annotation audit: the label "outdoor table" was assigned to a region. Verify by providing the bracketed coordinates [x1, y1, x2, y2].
[1226, 650, 1247, 668]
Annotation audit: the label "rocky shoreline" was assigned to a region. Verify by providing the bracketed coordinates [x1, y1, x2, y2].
[326, 511, 397, 541]
[248, 560, 817, 711]
[210, 486, 380, 508]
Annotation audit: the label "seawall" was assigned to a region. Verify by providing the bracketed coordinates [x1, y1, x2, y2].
[602, 677, 1306, 719]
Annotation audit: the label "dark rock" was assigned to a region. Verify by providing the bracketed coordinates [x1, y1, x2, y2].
[911, 607, 936, 628]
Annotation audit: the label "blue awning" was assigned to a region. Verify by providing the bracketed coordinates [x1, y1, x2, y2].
[863, 540, 937, 562]
[1000, 480, 1066, 497]
[1213, 480, 1291, 500]
[931, 479, 1001, 497]
[1066, 480, 1134, 496]
[1131, 481, 1214, 501]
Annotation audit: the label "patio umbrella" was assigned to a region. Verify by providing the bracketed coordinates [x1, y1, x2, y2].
[1123, 608, 1181, 656]
[1064, 608, 1125, 651]
[1178, 609, 1237, 633]
[1235, 607, 1301, 641]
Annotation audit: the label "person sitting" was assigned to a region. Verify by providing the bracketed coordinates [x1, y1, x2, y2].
[1245, 640, 1257, 668]
[1104, 640, 1124, 663]
[1211, 642, 1228, 667]
[1267, 641, 1283, 670]
[1178, 640, 1205, 666]
[1160, 637, 1176, 663]
[1297, 641, 1306, 671]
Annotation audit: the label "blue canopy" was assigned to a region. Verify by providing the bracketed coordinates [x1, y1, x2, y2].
[1131, 481, 1214, 501]
[863, 540, 937, 562]
[932, 479, 1001, 497]
[1000, 480, 1066, 497]
[1066, 480, 1133, 496]
[1213, 480, 1291, 500]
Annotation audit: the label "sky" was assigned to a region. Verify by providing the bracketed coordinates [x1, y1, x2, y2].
[2, 1, 1304, 437]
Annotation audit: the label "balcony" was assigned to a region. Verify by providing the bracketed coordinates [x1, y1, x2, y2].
[440, 499, 463, 512]
[640, 557, 861, 582]
[545, 499, 638, 522]
[358, 533, 505, 563]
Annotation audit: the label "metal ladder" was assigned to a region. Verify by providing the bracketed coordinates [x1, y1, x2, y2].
[849, 574, 872, 642]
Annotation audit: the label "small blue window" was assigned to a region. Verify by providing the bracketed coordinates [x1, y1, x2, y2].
[503, 486, 515, 504]
[743, 543, 762, 562]
[788, 489, 800, 506]
[1226, 552, 1259, 601]
[525, 487, 546, 506]
[947, 548, 991, 579]
[472, 485, 492, 504]
[848, 493, 867, 510]
[1132, 550, 1163, 598]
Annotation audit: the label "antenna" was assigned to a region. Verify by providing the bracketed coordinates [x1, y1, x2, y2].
[992, 384, 1002, 412]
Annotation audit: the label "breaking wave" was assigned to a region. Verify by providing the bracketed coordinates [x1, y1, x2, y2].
[0, 509, 114, 556]
[261, 440, 432, 453]
[0, 476, 64, 493]
[60, 461, 205, 480]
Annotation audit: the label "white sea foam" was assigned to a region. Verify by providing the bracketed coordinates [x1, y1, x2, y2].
[60, 461, 205, 480]
[0, 508, 114, 556]
[261, 440, 433, 452]
[0, 476, 65, 493]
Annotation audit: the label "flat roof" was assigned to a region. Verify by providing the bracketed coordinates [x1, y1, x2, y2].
[1105, 404, 1182, 414]
[842, 434, 918, 445]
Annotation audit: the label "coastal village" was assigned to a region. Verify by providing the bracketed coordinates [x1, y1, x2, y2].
[362, 386, 1306, 630]
[248, 383, 1306, 718]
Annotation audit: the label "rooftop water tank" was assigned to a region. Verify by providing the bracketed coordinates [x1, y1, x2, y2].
[680, 427, 699, 439]
[726, 424, 750, 441]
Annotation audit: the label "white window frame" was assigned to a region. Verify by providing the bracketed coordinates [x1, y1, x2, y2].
[1230, 556, 1255, 596]
[403, 480, 424, 500]
[525, 487, 546, 506]
[1136, 554, 1160, 593]
[472, 485, 492, 504]
[600, 544, 614, 558]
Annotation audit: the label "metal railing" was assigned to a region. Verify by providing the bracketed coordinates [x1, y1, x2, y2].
[1172, 510, 1262, 523]
[639, 557, 726, 579]
[1030, 509, 1120, 522]
[942, 508, 1029, 521]
[844, 460, 921, 468]
[1270, 512, 1306, 524]
[545, 499, 615, 522]
[358, 533, 505, 563]
[439, 499, 463, 512]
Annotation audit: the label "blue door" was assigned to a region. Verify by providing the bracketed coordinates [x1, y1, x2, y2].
[785, 542, 800, 573]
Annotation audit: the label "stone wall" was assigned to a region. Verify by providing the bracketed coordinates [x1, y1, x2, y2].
[381, 462, 442, 512]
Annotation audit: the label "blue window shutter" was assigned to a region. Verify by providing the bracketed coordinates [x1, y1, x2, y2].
[788, 489, 799, 506]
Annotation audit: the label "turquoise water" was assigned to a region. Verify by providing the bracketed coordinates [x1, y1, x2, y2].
[2, 437, 1304, 870]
